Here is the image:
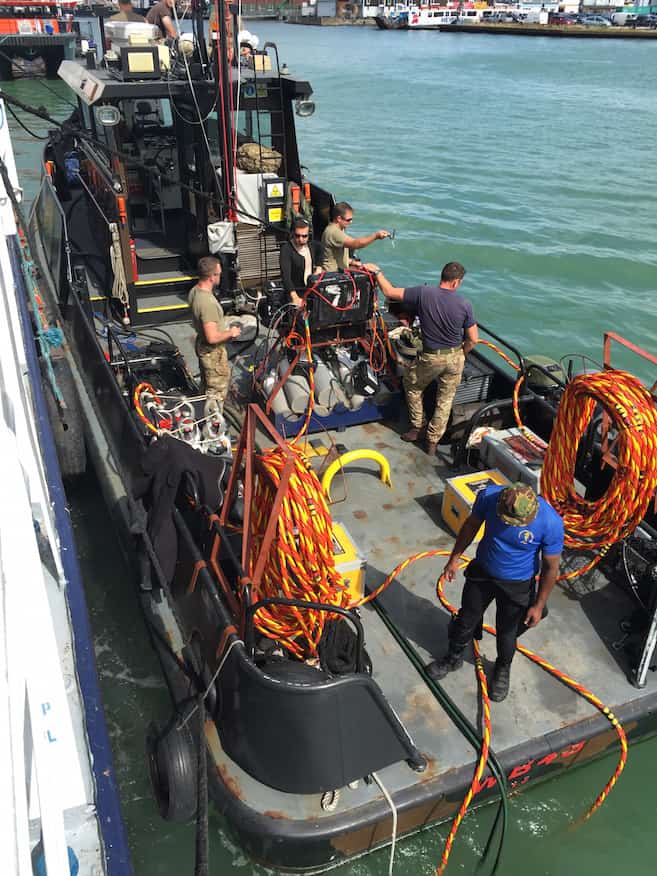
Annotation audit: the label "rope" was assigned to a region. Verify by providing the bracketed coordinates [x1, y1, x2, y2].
[476, 344, 657, 581]
[541, 370, 657, 579]
[109, 222, 130, 319]
[371, 771, 398, 876]
[435, 569, 628, 827]
[249, 442, 349, 658]
[435, 638, 492, 876]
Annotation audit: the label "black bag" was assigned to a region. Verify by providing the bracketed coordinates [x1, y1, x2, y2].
[318, 617, 372, 676]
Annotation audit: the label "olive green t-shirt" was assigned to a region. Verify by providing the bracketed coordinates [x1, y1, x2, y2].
[320, 222, 350, 271]
[189, 285, 225, 353]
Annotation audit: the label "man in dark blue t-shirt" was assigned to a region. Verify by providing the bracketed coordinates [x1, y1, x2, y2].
[427, 483, 564, 702]
[373, 261, 478, 456]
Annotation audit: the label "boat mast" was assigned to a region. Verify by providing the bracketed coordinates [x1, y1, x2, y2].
[212, 0, 237, 222]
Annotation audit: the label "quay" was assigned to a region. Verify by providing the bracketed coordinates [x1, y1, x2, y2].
[438, 21, 657, 37]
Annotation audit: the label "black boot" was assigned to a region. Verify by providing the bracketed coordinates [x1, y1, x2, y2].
[489, 661, 511, 702]
[426, 650, 464, 682]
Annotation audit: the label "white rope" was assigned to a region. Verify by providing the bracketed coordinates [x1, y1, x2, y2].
[371, 770, 397, 876]
[108, 222, 130, 315]
[179, 638, 243, 729]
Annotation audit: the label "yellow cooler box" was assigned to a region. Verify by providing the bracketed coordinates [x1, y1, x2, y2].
[441, 469, 510, 542]
[332, 522, 367, 604]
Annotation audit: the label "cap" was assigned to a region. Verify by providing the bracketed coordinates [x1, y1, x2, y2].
[496, 483, 539, 526]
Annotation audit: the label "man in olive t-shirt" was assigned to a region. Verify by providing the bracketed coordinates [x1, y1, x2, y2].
[109, 0, 144, 21]
[189, 256, 241, 405]
[320, 201, 390, 272]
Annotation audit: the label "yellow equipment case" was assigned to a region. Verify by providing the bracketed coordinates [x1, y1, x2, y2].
[441, 469, 511, 543]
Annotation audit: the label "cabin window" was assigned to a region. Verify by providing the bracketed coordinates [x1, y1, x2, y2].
[206, 108, 276, 157]
[237, 109, 273, 149]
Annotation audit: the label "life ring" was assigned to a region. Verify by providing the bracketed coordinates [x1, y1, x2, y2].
[147, 719, 198, 823]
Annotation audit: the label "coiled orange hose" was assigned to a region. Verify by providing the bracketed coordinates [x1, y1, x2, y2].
[542, 369, 657, 566]
[249, 442, 349, 658]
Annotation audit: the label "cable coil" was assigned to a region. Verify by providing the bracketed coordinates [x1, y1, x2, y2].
[542, 369, 657, 557]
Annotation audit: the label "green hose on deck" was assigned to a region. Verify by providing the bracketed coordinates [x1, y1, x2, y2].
[369, 595, 508, 876]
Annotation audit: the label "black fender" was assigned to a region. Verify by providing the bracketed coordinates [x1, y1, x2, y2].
[147, 718, 198, 823]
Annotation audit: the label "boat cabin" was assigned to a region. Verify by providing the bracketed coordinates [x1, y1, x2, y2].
[54, 38, 325, 326]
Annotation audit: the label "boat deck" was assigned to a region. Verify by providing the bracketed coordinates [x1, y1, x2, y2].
[91, 312, 657, 854]
[202, 414, 655, 825]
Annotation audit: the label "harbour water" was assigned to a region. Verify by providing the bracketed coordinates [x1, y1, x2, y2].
[5, 22, 657, 874]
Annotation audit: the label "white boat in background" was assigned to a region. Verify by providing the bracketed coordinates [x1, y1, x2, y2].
[373, 2, 524, 29]
[0, 100, 131, 875]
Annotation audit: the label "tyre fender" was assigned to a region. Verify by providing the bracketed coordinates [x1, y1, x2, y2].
[147, 719, 198, 823]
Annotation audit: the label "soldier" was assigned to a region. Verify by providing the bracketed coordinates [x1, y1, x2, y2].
[188, 257, 240, 408]
[320, 201, 390, 272]
[374, 261, 478, 456]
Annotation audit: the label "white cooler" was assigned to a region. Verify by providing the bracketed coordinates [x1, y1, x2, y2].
[480, 427, 547, 493]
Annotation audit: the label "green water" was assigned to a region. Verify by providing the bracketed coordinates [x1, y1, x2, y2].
[6, 23, 657, 875]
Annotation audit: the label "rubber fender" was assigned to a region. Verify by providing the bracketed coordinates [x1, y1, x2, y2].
[321, 449, 392, 502]
[41, 357, 87, 481]
[147, 719, 198, 823]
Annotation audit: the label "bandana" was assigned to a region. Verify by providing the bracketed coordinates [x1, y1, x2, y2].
[496, 483, 539, 526]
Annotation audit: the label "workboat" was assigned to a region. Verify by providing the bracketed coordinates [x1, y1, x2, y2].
[0, 101, 130, 873]
[12, 4, 657, 873]
[0, 0, 78, 79]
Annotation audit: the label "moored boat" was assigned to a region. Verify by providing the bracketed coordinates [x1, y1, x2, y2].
[0, 0, 78, 79]
[9, 6, 657, 874]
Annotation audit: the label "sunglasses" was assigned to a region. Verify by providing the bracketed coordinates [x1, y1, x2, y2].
[342, 217, 353, 223]
[294, 233, 309, 238]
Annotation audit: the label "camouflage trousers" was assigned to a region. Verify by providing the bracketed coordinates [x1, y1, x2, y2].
[403, 348, 465, 443]
[196, 339, 230, 404]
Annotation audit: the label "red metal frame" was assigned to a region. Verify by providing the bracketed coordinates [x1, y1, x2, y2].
[601, 332, 657, 467]
[219, 404, 299, 630]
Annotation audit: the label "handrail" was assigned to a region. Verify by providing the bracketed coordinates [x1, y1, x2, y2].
[603, 331, 657, 388]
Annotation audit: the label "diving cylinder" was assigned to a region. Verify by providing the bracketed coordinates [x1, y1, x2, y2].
[278, 359, 311, 415]
[335, 359, 366, 412]
[312, 356, 347, 414]
[262, 370, 296, 420]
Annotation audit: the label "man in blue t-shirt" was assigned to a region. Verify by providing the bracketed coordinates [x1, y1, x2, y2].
[373, 261, 478, 456]
[427, 483, 564, 702]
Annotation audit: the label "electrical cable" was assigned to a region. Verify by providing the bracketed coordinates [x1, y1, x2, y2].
[6, 103, 48, 140]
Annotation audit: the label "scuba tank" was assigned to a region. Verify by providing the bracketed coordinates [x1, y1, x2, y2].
[278, 359, 311, 415]
[262, 370, 298, 420]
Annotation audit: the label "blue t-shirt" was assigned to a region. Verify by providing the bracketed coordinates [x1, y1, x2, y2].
[472, 485, 564, 580]
[402, 285, 475, 350]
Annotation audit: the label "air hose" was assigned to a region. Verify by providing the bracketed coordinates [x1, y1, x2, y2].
[478, 342, 657, 581]
[541, 369, 657, 578]
[353, 548, 629, 873]
[370, 580, 507, 876]
[436, 570, 628, 825]
[249, 441, 350, 657]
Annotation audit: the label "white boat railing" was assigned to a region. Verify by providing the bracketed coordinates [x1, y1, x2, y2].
[0, 98, 90, 876]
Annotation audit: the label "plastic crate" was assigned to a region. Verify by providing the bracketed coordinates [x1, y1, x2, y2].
[453, 358, 494, 406]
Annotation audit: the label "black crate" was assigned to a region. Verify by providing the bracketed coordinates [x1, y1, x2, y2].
[453, 357, 494, 405]
[305, 271, 374, 330]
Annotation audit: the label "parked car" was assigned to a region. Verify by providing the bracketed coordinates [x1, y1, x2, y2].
[486, 11, 522, 22]
[610, 11, 635, 25]
[548, 12, 578, 24]
[631, 14, 657, 27]
[579, 14, 611, 26]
